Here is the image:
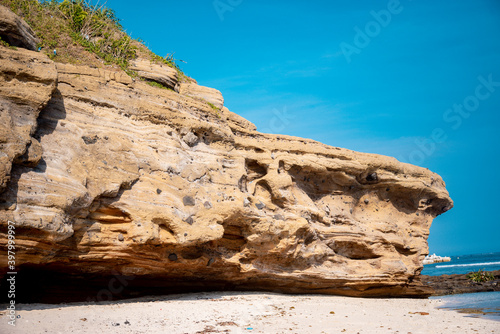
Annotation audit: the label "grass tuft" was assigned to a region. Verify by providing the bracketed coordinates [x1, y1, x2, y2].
[206, 101, 221, 118]
[466, 269, 495, 283]
[0, 0, 187, 76]
[146, 80, 173, 91]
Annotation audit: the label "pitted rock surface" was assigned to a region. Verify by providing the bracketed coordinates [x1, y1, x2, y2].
[0, 43, 453, 297]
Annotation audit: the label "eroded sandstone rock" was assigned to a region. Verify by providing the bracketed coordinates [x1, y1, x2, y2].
[0, 45, 453, 298]
[129, 58, 178, 90]
[179, 82, 224, 109]
[0, 5, 39, 50]
[221, 106, 257, 131]
[0, 46, 57, 193]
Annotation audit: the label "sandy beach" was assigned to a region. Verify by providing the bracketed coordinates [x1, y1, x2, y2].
[0, 292, 498, 334]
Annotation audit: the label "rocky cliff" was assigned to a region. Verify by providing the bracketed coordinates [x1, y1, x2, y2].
[0, 6, 453, 300]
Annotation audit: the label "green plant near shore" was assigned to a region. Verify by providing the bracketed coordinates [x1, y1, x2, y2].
[466, 269, 494, 283]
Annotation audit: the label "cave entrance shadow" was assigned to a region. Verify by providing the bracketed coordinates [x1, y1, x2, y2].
[0, 266, 259, 310]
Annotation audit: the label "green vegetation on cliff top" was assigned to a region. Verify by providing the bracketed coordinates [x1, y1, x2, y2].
[0, 0, 187, 79]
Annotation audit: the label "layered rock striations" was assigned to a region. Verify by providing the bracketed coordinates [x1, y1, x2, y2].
[0, 9, 453, 298]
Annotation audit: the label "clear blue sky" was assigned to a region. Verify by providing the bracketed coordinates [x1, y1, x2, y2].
[105, 0, 500, 256]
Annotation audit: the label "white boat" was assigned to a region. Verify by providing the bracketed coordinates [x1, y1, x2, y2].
[423, 253, 451, 265]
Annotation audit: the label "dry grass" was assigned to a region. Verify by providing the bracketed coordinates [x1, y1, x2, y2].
[0, 0, 187, 78]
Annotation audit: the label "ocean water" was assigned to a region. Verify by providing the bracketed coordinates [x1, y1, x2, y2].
[423, 252, 500, 322]
[421, 252, 500, 276]
[432, 291, 500, 322]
